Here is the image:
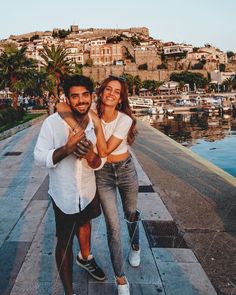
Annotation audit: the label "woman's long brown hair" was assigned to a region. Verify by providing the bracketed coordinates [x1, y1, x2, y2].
[96, 76, 137, 145]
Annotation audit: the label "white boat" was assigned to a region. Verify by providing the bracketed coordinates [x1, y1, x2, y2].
[165, 106, 174, 114]
[148, 104, 165, 115]
[148, 106, 158, 115]
[156, 106, 164, 114]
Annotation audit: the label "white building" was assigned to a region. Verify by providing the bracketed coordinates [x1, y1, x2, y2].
[159, 81, 180, 94]
[66, 46, 84, 64]
[84, 38, 106, 51]
[163, 44, 193, 55]
[134, 44, 157, 51]
[210, 70, 235, 84]
[187, 46, 227, 64]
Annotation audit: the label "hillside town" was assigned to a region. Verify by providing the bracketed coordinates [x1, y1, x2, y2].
[0, 25, 236, 86]
[1, 25, 236, 118]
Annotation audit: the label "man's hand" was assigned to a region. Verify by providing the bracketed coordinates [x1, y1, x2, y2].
[52, 129, 85, 165]
[74, 138, 93, 159]
[65, 129, 85, 154]
[74, 138, 101, 168]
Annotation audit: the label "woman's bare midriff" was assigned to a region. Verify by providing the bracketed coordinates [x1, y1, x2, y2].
[107, 151, 130, 163]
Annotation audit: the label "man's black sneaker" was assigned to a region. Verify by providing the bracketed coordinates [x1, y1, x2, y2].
[76, 252, 105, 281]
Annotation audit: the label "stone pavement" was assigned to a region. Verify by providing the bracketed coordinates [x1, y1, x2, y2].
[0, 118, 217, 295]
[132, 120, 236, 295]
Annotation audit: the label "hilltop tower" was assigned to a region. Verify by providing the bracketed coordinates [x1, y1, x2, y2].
[70, 25, 79, 33]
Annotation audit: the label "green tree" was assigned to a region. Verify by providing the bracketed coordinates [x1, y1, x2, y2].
[52, 31, 58, 38]
[222, 77, 236, 92]
[58, 29, 70, 39]
[232, 76, 236, 90]
[74, 63, 83, 75]
[30, 34, 40, 42]
[142, 80, 162, 93]
[138, 63, 147, 70]
[40, 45, 72, 96]
[170, 71, 208, 91]
[0, 44, 37, 109]
[23, 71, 47, 97]
[219, 63, 226, 72]
[107, 36, 123, 44]
[130, 36, 141, 46]
[132, 75, 142, 94]
[191, 61, 204, 70]
[226, 51, 234, 59]
[122, 73, 141, 95]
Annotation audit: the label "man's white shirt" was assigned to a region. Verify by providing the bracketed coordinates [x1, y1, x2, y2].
[34, 112, 104, 214]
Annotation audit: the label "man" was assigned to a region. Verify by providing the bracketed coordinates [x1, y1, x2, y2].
[34, 75, 105, 295]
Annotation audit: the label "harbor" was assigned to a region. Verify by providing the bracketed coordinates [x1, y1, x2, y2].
[129, 92, 236, 116]
[137, 111, 236, 176]
[129, 92, 236, 179]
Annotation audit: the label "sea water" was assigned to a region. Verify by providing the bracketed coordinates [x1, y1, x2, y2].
[140, 112, 236, 177]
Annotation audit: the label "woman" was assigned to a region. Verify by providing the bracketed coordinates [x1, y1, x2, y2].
[57, 76, 140, 295]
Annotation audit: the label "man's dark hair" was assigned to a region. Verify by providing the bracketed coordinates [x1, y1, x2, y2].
[62, 75, 94, 98]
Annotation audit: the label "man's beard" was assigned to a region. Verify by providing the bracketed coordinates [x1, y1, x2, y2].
[71, 103, 91, 118]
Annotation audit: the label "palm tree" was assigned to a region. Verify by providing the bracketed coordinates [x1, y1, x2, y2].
[122, 73, 141, 95]
[142, 80, 162, 94]
[232, 76, 236, 91]
[222, 78, 233, 92]
[40, 45, 72, 97]
[133, 75, 142, 95]
[0, 44, 37, 109]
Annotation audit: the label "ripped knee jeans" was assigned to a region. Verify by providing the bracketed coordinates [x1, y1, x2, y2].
[95, 156, 140, 277]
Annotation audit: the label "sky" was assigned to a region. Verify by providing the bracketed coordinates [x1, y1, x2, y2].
[1, 0, 236, 52]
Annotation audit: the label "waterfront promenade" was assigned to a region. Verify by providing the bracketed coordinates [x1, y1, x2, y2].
[0, 117, 235, 294]
[133, 121, 236, 295]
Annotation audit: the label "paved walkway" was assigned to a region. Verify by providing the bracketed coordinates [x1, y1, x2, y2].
[133, 120, 236, 295]
[0, 118, 218, 295]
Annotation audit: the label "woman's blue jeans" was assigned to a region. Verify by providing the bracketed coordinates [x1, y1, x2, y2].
[95, 155, 139, 277]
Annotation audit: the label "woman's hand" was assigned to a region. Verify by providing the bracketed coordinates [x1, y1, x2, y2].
[89, 109, 100, 126]
[74, 138, 101, 168]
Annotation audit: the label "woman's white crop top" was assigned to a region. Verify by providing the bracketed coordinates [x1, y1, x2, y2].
[101, 111, 132, 155]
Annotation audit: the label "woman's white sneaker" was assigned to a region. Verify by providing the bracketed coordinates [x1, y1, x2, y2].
[117, 279, 130, 295]
[128, 248, 140, 267]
